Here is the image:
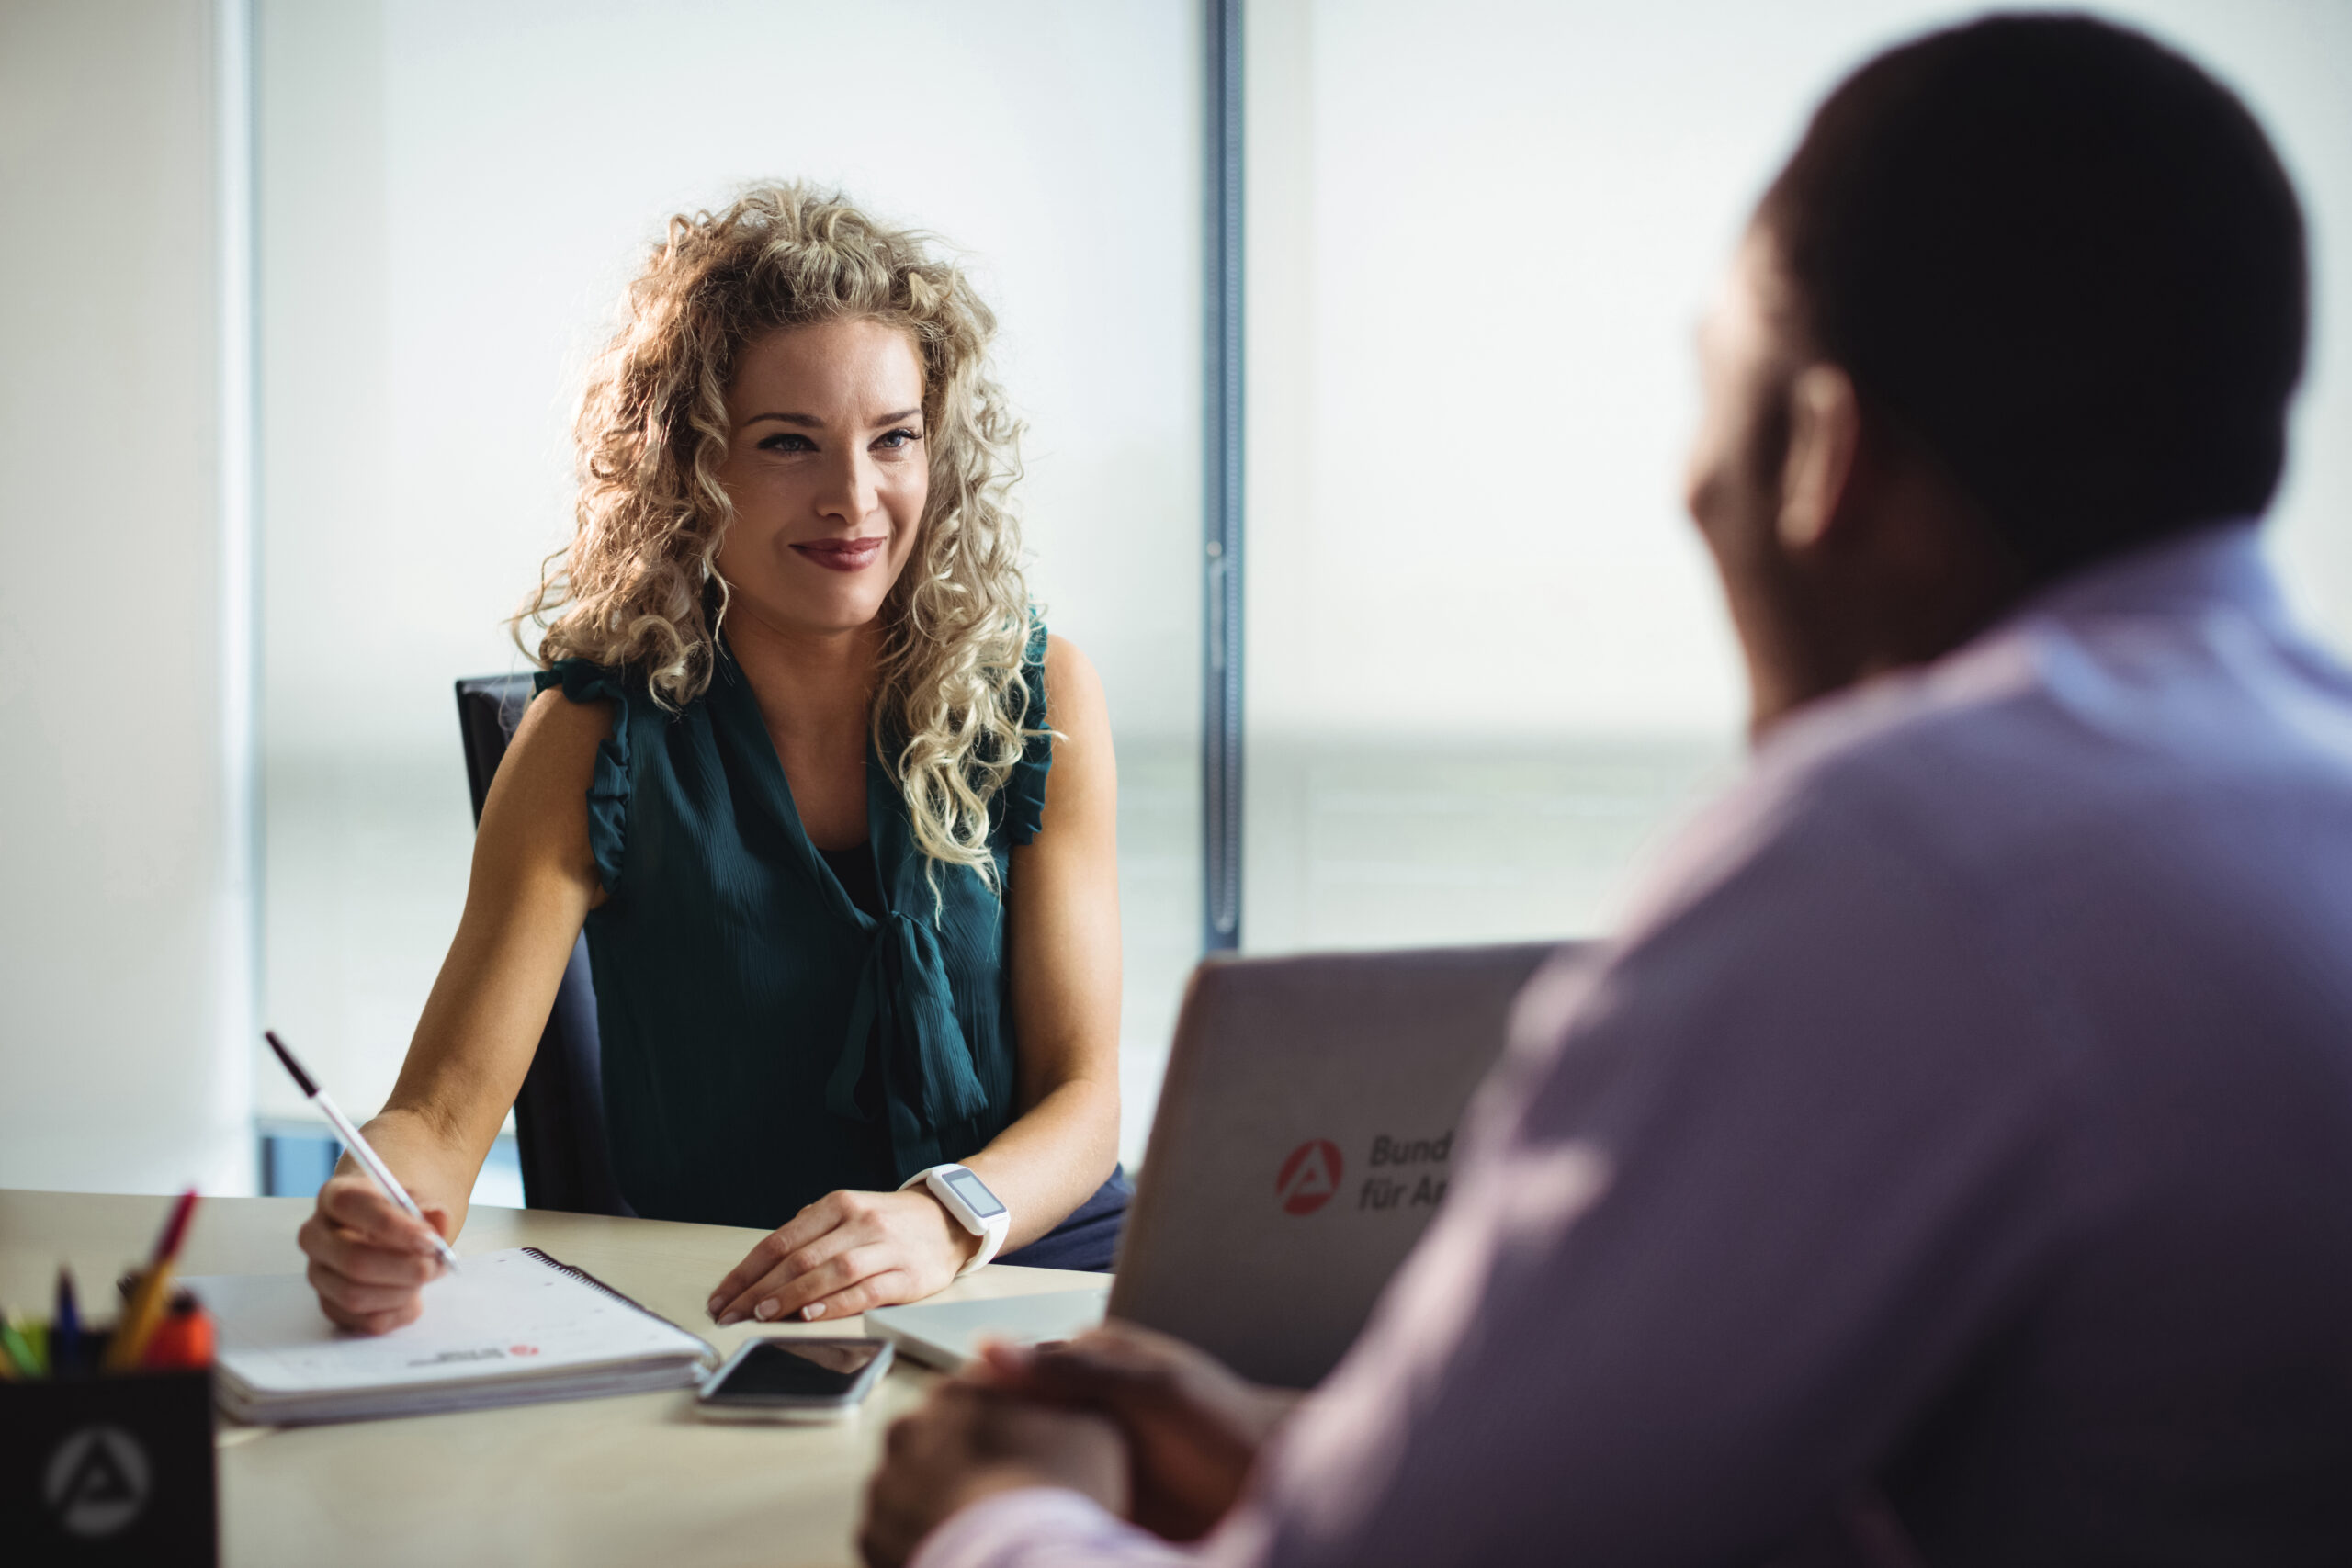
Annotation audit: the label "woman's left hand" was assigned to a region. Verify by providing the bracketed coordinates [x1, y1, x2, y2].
[706, 1188, 980, 1325]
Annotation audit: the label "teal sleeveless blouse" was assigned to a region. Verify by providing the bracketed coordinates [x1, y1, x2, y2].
[533, 624, 1051, 1230]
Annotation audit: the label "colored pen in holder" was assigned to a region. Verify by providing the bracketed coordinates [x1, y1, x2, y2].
[0, 1193, 221, 1565]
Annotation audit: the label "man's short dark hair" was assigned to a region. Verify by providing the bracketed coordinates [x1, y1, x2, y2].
[1759, 14, 2307, 578]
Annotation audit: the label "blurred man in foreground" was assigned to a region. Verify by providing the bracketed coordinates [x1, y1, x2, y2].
[862, 16, 2352, 1565]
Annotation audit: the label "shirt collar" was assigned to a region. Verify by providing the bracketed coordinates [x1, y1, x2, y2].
[2007, 519, 2278, 631]
[1751, 520, 2284, 765]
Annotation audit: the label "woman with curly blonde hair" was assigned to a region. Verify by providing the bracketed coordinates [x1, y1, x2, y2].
[296, 186, 1126, 1332]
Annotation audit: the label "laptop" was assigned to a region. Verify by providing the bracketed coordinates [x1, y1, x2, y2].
[867, 942, 1564, 1387]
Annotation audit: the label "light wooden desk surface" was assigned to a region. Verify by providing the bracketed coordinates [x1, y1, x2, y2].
[0, 1190, 1105, 1568]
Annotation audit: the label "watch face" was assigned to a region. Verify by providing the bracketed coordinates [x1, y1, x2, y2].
[942, 1168, 1006, 1220]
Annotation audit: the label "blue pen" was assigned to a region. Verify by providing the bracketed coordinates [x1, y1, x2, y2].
[52, 1268, 81, 1376]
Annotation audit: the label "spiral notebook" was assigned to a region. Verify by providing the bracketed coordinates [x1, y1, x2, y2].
[183, 1247, 713, 1426]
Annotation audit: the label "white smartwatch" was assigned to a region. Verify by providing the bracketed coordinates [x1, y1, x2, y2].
[899, 1164, 1011, 1276]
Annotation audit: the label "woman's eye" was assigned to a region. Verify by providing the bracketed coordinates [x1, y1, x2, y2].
[757, 433, 816, 453]
[875, 428, 922, 451]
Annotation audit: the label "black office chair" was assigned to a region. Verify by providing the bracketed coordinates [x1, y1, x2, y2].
[455, 674, 630, 1216]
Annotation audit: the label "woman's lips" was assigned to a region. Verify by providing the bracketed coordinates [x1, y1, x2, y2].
[790, 536, 887, 573]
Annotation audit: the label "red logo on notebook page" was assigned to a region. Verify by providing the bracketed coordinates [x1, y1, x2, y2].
[510, 1346, 539, 1358]
[1277, 1140, 1343, 1216]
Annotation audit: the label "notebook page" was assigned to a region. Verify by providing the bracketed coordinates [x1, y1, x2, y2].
[187, 1247, 708, 1394]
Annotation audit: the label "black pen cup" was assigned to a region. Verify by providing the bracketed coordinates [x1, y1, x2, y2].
[0, 1356, 218, 1567]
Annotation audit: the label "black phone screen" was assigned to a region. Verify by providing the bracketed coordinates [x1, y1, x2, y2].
[707, 1339, 885, 1401]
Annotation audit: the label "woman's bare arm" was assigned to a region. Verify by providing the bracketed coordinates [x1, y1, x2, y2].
[298, 687, 609, 1331]
[967, 633, 1124, 1238]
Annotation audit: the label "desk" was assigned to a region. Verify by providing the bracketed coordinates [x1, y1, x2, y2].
[0, 1190, 1105, 1568]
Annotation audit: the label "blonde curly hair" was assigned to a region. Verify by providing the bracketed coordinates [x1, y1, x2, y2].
[520, 184, 1038, 886]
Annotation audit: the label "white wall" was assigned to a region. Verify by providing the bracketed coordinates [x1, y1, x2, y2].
[0, 0, 254, 1195]
[255, 1, 1205, 1162]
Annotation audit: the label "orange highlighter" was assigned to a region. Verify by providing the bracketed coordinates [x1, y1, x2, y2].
[140, 1292, 217, 1371]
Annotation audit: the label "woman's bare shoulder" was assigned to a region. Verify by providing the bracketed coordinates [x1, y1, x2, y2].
[503, 683, 614, 784]
[471, 685, 611, 894]
[1040, 634, 1107, 732]
[1034, 634, 1114, 819]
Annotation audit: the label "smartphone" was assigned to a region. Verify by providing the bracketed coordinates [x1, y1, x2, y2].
[695, 1337, 895, 1421]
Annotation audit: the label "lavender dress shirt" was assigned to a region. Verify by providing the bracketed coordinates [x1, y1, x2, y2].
[915, 525, 2352, 1567]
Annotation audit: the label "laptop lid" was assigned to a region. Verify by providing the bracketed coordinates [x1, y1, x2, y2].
[1108, 942, 1564, 1388]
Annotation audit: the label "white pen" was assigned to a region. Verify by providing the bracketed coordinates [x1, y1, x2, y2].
[266, 1030, 463, 1273]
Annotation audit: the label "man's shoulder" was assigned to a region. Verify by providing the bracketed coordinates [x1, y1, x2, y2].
[1752, 611, 2352, 881]
[1546, 604, 2352, 1165]
[1761, 631, 2073, 824]
[1601, 604, 2352, 1038]
[1613, 638, 2058, 940]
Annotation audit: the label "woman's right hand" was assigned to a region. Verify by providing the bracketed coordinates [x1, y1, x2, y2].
[297, 1173, 453, 1335]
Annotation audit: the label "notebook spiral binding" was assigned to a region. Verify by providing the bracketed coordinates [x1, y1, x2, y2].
[520, 1247, 675, 1329]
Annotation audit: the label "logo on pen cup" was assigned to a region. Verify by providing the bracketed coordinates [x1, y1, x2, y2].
[44, 1425, 152, 1540]
[1276, 1140, 1343, 1216]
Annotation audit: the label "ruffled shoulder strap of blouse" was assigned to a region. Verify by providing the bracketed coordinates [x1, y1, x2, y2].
[999, 615, 1053, 847]
[533, 659, 633, 896]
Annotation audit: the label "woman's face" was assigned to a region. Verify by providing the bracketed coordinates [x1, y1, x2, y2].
[713, 318, 930, 639]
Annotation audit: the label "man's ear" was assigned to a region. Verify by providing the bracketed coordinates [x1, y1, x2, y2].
[1778, 364, 1861, 553]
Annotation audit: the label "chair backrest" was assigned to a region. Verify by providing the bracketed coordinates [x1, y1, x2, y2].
[454, 675, 630, 1216]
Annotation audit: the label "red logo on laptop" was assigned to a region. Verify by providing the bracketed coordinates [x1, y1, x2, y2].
[1277, 1139, 1344, 1216]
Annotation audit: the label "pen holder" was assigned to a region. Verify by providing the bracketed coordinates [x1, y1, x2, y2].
[0, 1354, 218, 1567]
